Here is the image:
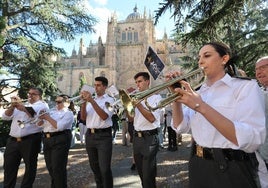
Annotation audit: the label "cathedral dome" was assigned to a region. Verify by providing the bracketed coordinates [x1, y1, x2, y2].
[126, 5, 141, 21]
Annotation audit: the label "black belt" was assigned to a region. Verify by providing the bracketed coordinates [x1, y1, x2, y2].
[43, 130, 70, 138]
[121, 118, 126, 121]
[194, 144, 251, 161]
[134, 128, 158, 137]
[10, 132, 41, 142]
[87, 127, 111, 134]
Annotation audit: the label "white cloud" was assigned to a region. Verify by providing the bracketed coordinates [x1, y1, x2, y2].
[93, 0, 108, 6]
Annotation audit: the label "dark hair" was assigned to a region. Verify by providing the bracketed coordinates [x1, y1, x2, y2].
[29, 87, 43, 96]
[134, 72, 150, 80]
[203, 42, 238, 77]
[58, 94, 69, 103]
[95, 76, 108, 87]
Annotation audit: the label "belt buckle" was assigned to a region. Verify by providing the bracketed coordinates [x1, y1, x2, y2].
[16, 137, 22, 142]
[196, 145, 204, 158]
[91, 129, 95, 134]
[46, 133, 51, 138]
[138, 132, 142, 137]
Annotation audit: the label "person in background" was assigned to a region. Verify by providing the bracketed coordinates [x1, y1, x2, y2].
[127, 72, 162, 188]
[68, 100, 77, 148]
[111, 110, 119, 144]
[165, 104, 177, 151]
[169, 42, 265, 188]
[80, 76, 114, 188]
[121, 109, 129, 146]
[255, 56, 268, 188]
[2, 87, 49, 188]
[39, 95, 74, 188]
[77, 110, 87, 144]
[158, 107, 165, 149]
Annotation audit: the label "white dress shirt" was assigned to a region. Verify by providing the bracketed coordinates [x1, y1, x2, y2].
[173, 74, 265, 153]
[133, 94, 162, 131]
[42, 107, 74, 132]
[85, 94, 114, 129]
[1, 100, 49, 137]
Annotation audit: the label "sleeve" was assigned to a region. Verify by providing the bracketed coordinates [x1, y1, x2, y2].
[233, 81, 266, 152]
[56, 111, 74, 131]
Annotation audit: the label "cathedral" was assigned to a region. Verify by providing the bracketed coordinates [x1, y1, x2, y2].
[56, 5, 187, 96]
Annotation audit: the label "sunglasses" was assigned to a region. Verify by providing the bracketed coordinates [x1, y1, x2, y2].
[55, 101, 63, 104]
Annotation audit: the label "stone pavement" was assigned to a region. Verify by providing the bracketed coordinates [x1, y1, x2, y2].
[0, 132, 191, 187]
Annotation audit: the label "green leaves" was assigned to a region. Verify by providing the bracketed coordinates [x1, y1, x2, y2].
[0, 0, 97, 99]
[155, 0, 268, 77]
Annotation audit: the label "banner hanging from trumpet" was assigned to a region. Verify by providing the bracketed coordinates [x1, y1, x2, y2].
[144, 46, 165, 80]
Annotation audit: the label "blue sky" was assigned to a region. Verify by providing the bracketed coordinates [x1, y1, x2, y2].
[54, 0, 176, 56]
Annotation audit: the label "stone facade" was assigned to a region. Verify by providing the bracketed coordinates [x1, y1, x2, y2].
[56, 6, 187, 96]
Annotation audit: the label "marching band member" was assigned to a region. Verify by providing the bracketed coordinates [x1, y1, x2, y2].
[1, 87, 49, 188]
[80, 77, 114, 188]
[38, 95, 74, 188]
[170, 42, 265, 188]
[128, 72, 162, 188]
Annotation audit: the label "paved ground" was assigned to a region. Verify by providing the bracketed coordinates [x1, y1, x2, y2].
[0, 132, 191, 187]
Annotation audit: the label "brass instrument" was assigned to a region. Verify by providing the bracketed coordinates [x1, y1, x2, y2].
[0, 99, 28, 108]
[69, 95, 85, 105]
[119, 68, 205, 117]
[17, 110, 49, 128]
[105, 99, 124, 114]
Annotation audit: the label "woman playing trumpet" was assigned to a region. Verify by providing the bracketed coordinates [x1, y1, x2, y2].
[168, 42, 265, 188]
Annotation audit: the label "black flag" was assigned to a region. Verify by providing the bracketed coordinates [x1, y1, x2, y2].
[144, 46, 165, 80]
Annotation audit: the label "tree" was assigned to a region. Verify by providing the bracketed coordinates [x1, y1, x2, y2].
[0, 0, 97, 98]
[155, 0, 268, 77]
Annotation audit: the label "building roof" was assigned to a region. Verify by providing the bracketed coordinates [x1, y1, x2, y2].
[126, 5, 141, 21]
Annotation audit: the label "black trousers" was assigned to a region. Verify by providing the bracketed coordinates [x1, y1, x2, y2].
[167, 126, 177, 149]
[189, 152, 260, 188]
[4, 133, 42, 188]
[133, 133, 159, 188]
[85, 129, 113, 188]
[43, 130, 72, 188]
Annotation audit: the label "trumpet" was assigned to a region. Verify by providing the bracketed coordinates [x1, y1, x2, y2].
[119, 68, 205, 117]
[0, 99, 28, 108]
[69, 95, 85, 105]
[17, 110, 49, 128]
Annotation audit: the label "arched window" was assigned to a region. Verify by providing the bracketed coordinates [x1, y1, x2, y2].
[122, 32, 126, 41]
[127, 32, 132, 41]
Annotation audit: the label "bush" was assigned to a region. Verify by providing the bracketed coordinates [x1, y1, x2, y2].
[0, 118, 11, 147]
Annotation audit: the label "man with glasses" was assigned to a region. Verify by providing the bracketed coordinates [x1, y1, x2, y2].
[255, 56, 268, 187]
[38, 95, 74, 188]
[1, 87, 49, 188]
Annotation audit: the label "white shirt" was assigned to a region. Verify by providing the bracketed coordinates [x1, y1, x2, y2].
[85, 94, 114, 129]
[258, 92, 268, 162]
[42, 107, 74, 132]
[133, 94, 162, 131]
[1, 100, 49, 137]
[173, 74, 265, 153]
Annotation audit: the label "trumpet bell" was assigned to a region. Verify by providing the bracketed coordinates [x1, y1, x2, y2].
[119, 89, 135, 117]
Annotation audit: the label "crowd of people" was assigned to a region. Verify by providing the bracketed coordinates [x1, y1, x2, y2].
[1, 41, 268, 188]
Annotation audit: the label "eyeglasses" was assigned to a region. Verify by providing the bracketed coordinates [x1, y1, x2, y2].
[28, 93, 39, 96]
[55, 101, 63, 104]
